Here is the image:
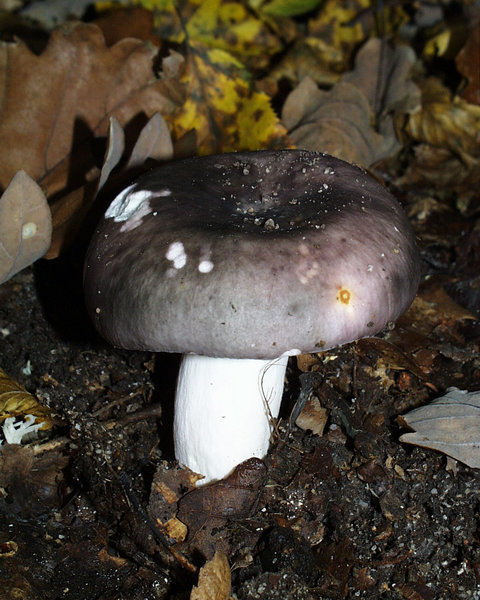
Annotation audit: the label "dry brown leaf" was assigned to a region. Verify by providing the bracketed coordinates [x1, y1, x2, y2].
[343, 38, 420, 117]
[126, 112, 174, 169]
[405, 77, 480, 163]
[0, 170, 51, 284]
[190, 551, 232, 600]
[177, 458, 266, 558]
[281, 78, 390, 167]
[400, 388, 480, 468]
[97, 117, 125, 194]
[456, 24, 480, 105]
[282, 37, 421, 167]
[0, 22, 182, 257]
[0, 444, 68, 514]
[397, 283, 477, 339]
[93, 6, 160, 47]
[295, 395, 328, 436]
[0, 368, 53, 430]
[394, 143, 480, 191]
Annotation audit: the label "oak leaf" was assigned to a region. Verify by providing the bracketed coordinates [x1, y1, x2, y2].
[0, 22, 181, 257]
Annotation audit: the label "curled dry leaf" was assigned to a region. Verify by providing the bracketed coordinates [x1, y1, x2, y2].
[0, 171, 51, 284]
[282, 37, 420, 167]
[400, 388, 480, 468]
[295, 395, 328, 436]
[282, 78, 390, 167]
[405, 77, 480, 164]
[0, 368, 53, 430]
[190, 551, 232, 600]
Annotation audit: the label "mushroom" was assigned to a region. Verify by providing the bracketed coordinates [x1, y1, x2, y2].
[84, 150, 421, 484]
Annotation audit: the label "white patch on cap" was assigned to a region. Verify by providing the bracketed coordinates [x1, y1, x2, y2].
[166, 241, 187, 269]
[198, 245, 214, 273]
[106, 186, 171, 231]
[199, 260, 214, 273]
[296, 243, 320, 285]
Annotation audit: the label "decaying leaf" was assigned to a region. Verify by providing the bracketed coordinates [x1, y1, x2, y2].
[190, 551, 232, 600]
[259, 0, 323, 18]
[0, 368, 53, 430]
[0, 444, 68, 514]
[400, 387, 480, 468]
[0, 171, 51, 285]
[177, 458, 266, 557]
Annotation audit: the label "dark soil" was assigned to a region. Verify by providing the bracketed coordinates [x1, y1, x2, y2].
[1, 188, 480, 599]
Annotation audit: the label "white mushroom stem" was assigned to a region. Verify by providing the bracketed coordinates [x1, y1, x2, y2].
[173, 354, 288, 485]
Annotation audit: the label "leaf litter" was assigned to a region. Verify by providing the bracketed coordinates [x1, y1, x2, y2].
[0, 0, 480, 598]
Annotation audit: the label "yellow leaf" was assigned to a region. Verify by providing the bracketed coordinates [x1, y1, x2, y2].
[260, 0, 323, 18]
[0, 368, 53, 430]
[168, 41, 288, 153]
[131, 0, 281, 68]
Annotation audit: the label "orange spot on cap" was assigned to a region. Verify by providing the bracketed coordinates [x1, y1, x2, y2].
[337, 289, 351, 305]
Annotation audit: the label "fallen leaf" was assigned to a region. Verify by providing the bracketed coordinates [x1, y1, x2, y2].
[405, 77, 480, 164]
[167, 40, 288, 154]
[93, 6, 160, 47]
[0, 368, 54, 430]
[0, 170, 51, 284]
[177, 458, 266, 557]
[282, 36, 421, 167]
[456, 24, 480, 105]
[268, 34, 344, 88]
[295, 394, 328, 436]
[396, 282, 477, 339]
[190, 551, 232, 600]
[281, 78, 391, 167]
[400, 387, 480, 468]
[393, 143, 480, 191]
[307, 0, 371, 65]
[138, 0, 282, 69]
[260, 0, 323, 18]
[0, 22, 181, 257]
[343, 38, 420, 118]
[0, 444, 68, 514]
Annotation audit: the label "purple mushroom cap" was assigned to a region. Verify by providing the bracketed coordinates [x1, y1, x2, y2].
[84, 150, 421, 359]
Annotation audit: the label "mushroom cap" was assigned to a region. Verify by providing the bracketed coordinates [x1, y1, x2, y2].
[84, 150, 421, 359]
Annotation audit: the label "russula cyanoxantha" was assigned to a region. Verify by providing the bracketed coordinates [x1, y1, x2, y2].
[84, 150, 421, 484]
